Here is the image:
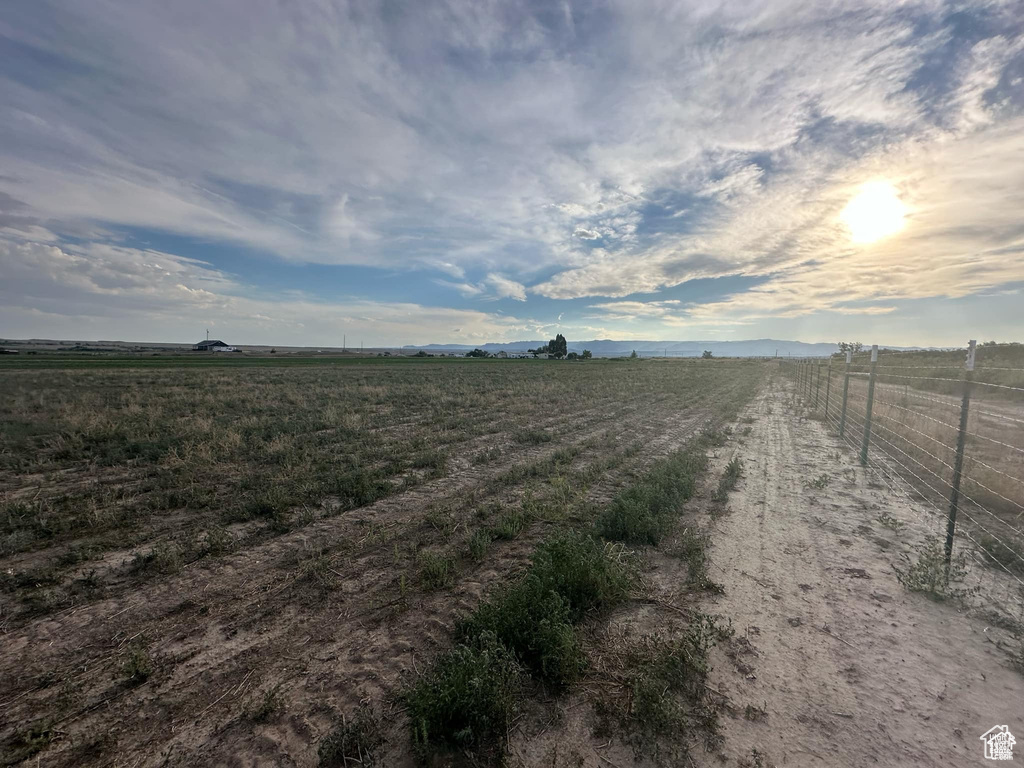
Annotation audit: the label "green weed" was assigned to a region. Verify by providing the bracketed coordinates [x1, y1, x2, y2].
[618, 614, 728, 759]
[405, 632, 521, 754]
[596, 444, 707, 545]
[978, 534, 1024, 577]
[467, 529, 492, 562]
[803, 474, 830, 490]
[672, 527, 722, 593]
[1, 722, 54, 765]
[712, 457, 743, 503]
[492, 510, 527, 540]
[876, 511, 906, 534]
[894, 537, 975, 602]
[457, 533, 632, 685]
[418, 551, 454, 591]
[122, 643, 153, 685]
[514, 428, 552, 445]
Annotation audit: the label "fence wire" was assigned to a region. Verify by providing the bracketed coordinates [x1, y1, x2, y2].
[783, 344, 1024, 619]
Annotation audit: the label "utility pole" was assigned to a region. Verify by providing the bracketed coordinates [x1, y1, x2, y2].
[343, 334, 346, 352]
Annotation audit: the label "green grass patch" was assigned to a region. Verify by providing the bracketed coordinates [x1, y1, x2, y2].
[467, 529, 492, 562]
[405, 632, 522, 755]
[458, 532, 632, 685]
[491, 509, 527, 540]
[595, 443, 709, 545]
[418, 551, 455, 591]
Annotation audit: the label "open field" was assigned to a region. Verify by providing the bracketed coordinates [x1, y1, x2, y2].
[0, 357, 760, 766]
[2, 357, 1021, 767]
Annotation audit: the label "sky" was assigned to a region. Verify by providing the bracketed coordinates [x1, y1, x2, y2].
[2, 0, 1023, 348]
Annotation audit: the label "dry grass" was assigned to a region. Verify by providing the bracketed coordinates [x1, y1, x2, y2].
[0, 356, 766, 767]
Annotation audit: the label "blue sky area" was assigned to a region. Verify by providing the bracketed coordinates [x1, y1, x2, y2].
[1, 0, 1023, 347]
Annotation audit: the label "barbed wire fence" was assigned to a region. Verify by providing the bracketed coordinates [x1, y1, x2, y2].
[782, 341, 1024, 630]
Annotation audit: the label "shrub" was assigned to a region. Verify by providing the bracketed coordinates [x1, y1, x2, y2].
[318, 703, 384, 767]
[457, 532, 631, 685]
[459, 579, 585, 685]
[405, 632, 521, 752]
[529, 533, 632, 622]
[596, 448, 706, 545]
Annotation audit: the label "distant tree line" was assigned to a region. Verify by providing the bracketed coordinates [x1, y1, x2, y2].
[462, 334, 593, 360]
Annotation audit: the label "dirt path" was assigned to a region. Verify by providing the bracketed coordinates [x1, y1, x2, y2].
[705, 381, 1024, 767]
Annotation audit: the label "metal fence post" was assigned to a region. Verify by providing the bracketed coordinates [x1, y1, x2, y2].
[824, 357, 832, 420]
[945, 340, 976, 567]
[859, 345, 878, 466]
[815, 360, 821, 410]
[839, 351, 851, 438]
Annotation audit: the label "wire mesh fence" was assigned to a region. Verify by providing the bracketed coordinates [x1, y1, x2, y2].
[782, 342, 1024, 626]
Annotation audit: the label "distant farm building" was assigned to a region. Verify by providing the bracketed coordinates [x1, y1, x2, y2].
[193, 339, 235, 352]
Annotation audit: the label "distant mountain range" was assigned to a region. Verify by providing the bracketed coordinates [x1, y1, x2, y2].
[403, 339, 921, 358]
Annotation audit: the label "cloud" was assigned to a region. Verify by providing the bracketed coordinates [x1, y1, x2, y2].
[0, 236, 532, 346]
[484, 273, 527, 301]
[1, 0, 1023, 336]
[434, 279, 484, 298]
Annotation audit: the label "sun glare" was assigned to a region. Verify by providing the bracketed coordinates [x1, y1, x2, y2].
[840, 181, 906, 244]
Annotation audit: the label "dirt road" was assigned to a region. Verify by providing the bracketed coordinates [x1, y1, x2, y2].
[705, 381, 1023, 766]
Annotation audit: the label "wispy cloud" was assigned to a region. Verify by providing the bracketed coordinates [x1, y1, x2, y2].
[1, 0, 1022, 342]
[0, 237, 533, 345]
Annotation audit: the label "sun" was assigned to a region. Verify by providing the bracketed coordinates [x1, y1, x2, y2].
[840, 181, 906, 244]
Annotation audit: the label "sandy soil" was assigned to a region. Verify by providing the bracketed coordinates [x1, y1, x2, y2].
[692, 381, 1023, 766]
